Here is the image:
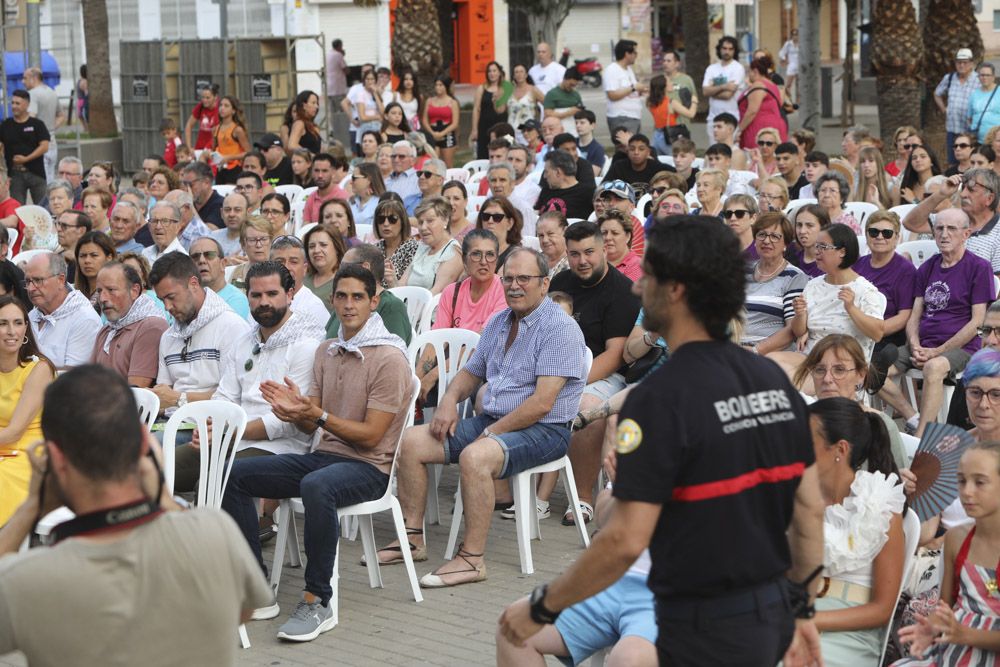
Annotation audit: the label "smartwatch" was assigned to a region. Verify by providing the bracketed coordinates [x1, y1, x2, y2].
[529, 584, 560, 624]
[315, 411, 329, 428]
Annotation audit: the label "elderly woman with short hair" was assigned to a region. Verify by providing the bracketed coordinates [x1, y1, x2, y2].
[395, 196, 463, 294]
[228, 215, 274, 290]
[722, 193, 760, 258]
[815, 171, 859, 233]
[743, 212, 807, 355]
[693, 168, 726, 218]
[536, 210, 569, 276]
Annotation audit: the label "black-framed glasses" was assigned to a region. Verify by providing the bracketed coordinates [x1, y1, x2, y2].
[977, 325, 1000, 339]
[190, 251, 220, 261]
[22, 274, 55, 288]
[244, 343, 261, 372]
[723, 209, 751, 220]
[963, 177, 996, 193]
[866, 228, 895, 239]
[501, 274, 545, 286]
[650, 187, 667, 197]
[244, 236, 270, 247]
[417, 170, 440, 179]
[754, 231, 783, 243]
[814, 242, 841, 252]
[903, 143, 922, 150]
[149, 218, 179, 227]
[54, 222, 83, 231]
[480, 212, 506, 223]
[966, 386, 1000, 403]
[954, 142, 973, 149]
[376, 214, 400, 224]
[757, 140, 776, 147]
[260, 208, 285, 217]
[467, 250, 498, 263]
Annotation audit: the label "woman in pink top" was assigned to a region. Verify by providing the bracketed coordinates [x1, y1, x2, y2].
[417, 229, 507, 402]
[736, 54, 787, 150]
[599, 210, 642, 281]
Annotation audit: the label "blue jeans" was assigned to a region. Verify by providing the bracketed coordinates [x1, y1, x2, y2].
[652, 128, 672, 156]
[221, 451, 389, 606]
[445, 414, 571, 478]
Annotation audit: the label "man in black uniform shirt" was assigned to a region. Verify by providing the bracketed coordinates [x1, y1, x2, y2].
[500, 217, 825, 667]
[0, 89, 50, 205]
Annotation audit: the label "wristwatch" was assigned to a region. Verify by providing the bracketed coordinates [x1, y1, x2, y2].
[529, 584, 560, 624]
[315, 411, 329, 428]
[177, 392, 188, 408]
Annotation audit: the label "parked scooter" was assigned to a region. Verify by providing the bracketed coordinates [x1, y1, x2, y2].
[559, 47, 603, 88]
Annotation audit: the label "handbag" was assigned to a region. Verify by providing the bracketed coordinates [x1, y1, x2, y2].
[624, 345, 665, 384]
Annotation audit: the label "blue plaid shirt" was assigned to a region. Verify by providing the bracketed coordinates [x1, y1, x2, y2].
[464, 297, 586, 423]
[935, 71, 979, 134]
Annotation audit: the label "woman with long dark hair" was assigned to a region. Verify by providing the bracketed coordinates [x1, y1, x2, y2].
[211, 95, 251, 184]
[470, 61, 510, 160]
[393, 69, 423, 131]
[894, 145, 943, 205]
[288, 90, 322, 155]
[423, 76, 460, 168]
[381, 102, 412, 145]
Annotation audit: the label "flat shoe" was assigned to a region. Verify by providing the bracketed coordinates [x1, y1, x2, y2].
[419, 546, 486, 588]
[362, 542, 428, 566]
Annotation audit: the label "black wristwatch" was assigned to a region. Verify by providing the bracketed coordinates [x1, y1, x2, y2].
[315, 410, 329, 428]
[529, 584, 560, 624]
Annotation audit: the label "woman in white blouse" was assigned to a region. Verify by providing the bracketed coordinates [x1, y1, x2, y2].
[394, 196, 463, 295]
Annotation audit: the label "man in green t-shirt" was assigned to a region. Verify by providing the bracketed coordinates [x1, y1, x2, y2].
[325, 244, 413, 345]
[544, 67, 584, 136]
[664, 49, 698, 129]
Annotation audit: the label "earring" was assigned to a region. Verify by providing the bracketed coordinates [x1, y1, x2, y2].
[22, 336, 28, 345]
[855, 383, 863, 391]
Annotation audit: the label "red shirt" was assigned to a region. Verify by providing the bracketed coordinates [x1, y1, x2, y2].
[631, 215, 645, 256]
[163, 136, 182, 167]
[0, 197, 22, 254]
[190, 103, 219, 150]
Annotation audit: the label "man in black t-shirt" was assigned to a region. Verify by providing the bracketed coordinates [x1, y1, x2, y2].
[776, 142, 809, 201]
[536, 150, 594, 220]
[0, 89, 50, 205]
[548, 221, 639, 523]
[499, 217, 825, 667]
[256, 133, 294, 186]
[604, 134, 674, 187]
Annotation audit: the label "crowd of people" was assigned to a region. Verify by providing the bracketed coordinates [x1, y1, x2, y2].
[0, 34, 996, 667]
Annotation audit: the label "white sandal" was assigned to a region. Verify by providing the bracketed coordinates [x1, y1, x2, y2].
[561, 501, 594, 526]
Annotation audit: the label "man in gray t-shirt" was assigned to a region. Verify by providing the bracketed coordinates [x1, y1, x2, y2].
[24, 67, 64, 181]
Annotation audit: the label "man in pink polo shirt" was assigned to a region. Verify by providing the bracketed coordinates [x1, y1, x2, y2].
[302, 153, 349, 223]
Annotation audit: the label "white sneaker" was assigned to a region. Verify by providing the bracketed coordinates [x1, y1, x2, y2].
[500, 501, 550, 520]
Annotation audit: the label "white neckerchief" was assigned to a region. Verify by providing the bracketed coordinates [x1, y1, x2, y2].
[253, 311, 325, 352]
[166, 287, 229, 340]
[329, 312, 407, 361]
[34, 287, 90, 326]
[102, 293, 166, 353]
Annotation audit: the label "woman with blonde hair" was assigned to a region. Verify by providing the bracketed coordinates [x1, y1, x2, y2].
[758, 175, 790, 213]
[693, 168, 726, 217]
[886, 126, 919, 177]
[854, 146, 892, 209]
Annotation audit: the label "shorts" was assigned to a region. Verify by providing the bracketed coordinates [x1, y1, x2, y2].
[554, 572, 657, 666]
[583, 372, 627, 402]
[430, 122, 456, 149]
[444, 414, 571, 479]
[893, 343, 971, 380]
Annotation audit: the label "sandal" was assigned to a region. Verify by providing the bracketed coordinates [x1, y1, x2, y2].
[364, 527, 427, 565]
[418, 544, 488, 588]
[561, 501, 594, 526]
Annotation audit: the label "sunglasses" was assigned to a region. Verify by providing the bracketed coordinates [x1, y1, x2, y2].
[723, 209, 751, 220]
[866, 228, 895, 239]
[480, 212, 506, 223]
[903, 143, 922, 150]
[417, 170, 440, 179]
[376, 214, 400, 224]
[954, 142, 973, 149]
[245, 343, 261, 372]
[190, 251, 220, 261]
[757, 140, 776, 147]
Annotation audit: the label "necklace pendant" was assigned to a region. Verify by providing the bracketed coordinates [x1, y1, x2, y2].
[987, 578, 998, 595]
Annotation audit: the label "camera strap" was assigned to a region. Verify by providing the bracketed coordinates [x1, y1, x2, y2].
[50, 499, 163, 544]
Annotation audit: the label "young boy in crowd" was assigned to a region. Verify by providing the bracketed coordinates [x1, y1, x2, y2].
[671, 138, 700, 191]
[574, 110, 606, 176]
[161, 118, 182, 167]
[173, 145, 194, 170]
[800, 150, 830, 199]
[710, 112, 748, 170]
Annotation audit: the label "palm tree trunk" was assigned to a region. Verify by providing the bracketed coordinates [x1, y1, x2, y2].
[871, 0, 923, 148]
[81, 0, 117, 136]
[392, 0, 444, 97]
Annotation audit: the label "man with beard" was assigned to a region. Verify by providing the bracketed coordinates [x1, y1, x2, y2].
[302, 153, 350, 224]
[90, 261, 168, 387]
[223, 263, 413, 641]
[172, 261, 325, 494]
[149, 252, 250, 417]
[190, 236, 249, 317]
[548, 222, 640, 526]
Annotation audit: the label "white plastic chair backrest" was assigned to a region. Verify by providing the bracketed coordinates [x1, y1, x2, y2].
[274, 184, 304, 205]
[213, 184, 235, 198]
[386, 376, 421, 481]
[388, 286, 433, 335]
[521, 235, 541, 251]
[897, 240, 939, 268]
[224, 264, 237, 282]
[407, 329, 480, 401]
[685, 190, 700, 208]
[599, 157, 613, 180]
[461, 158, 489, 176]
[692, 157, 704, 169]
[994, 275, 1000, 301]
[161, 401, 248, 506]
[632, 192, 652, 220]
[466, 195, 487, 220]
[526, 170, 543, 185]
[783, 198, 818, 216]
[355, 223, 374, 243]
[843, 201, 880, 226]
[899, 433, 919, 466]
[291, 201, 308, 234]
[889, 203, 916, 231]
[11, 248, 48, 268]
[583, 347, 593, 379]
[5, 228, 16, 258]
[131, 387, 160, 431]
[297, 222, 318, 240]
[445, 168, 468, 183]
[418, 292, 442, 334]
[567, 218, 586, 225]
[301, 186, 318, 201]
[879, 508, 921, 661]
[856, 234, 870, 257]
[657, 155, 675, 167]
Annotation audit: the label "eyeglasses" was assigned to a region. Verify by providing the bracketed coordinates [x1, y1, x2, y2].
[501, 274, 546, 286]
[351, 175, 367, 181]
[963, 178, 995, 194]
[659, 203, 686, 213]
[903, 143, 922, 150]
[245, 343, 261, 372]
[954, 142, 973, 149]
[261, 207, 285, 217]
[810, 364, 858, 379]
[244, 236, 270, 247]
[866, 228, 895, 239]
[58, 170, 81, 178]
[757, 140, 776, 147]
[755, 231, 784, 243]
[467, 250, 498, 263]
[417, 170, 440, 179]
[55, 221, 83, 230]
[977, 325, 1000, 339]
[181, 179, 198, 188]
[723, 209, 751, 220]
[180, 337, 191, 362]
[22, 274, 55, 288]
[650, 187, 667, 196]
[391, 154, 410, 160]
[966, 386, 1000, 404]
[480, 212, 506, 223]
[234, 184, 258, 192]
[190, 251, 220, 261]
[814, 242, 841, 252]
[376, 214, 400, 224]
[149, 218, 179, 227]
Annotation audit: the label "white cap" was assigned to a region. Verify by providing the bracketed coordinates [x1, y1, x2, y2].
[956, 48, 974, 61]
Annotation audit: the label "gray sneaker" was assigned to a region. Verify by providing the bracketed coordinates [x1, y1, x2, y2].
[276, 598, 336, 641]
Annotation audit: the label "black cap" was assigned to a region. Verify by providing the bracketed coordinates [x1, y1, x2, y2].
[518, 119, 540, 132]
[253, 132, 282, 150]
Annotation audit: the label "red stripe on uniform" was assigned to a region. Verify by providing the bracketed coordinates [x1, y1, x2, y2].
[671, 462, 806, 502]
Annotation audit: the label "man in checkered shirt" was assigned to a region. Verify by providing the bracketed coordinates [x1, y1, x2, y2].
[376, 247, 587, 588]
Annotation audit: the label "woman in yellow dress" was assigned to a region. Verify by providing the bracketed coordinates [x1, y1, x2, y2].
[0, 295, 54, 525]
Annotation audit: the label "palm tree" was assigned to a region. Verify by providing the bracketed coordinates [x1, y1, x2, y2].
[81, 0, 117, 135]
[871, 0, 923, 149]
[354, 0, 443, 96]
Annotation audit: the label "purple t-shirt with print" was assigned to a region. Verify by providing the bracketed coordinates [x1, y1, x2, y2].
[854, 252, 918, 320]
[916, 250, 994, 353]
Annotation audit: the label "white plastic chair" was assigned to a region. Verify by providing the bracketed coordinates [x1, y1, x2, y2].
[417, 292, 442, 336]
[461, 158, 489, 176]
[522, 235, 541, 251]
[632, 193, 652, 221]
[5, 228, 16, 258]
[446, 349, 593, 574]
[466, 195, 487, 220]
[301, 186, 318, 201]
[889, 204, 917, 242]
[878, 509, 921, 663]
[445, 168, 468, 183]
[132, 387, 160, 431]
[406, 329, 480, 525]
[296, 222, 317, 240]
[843, 201, 880, 226]
[159, 400, 250, 648]
[897, 240, 939, 268]
[269, 376, 423, 631]
[902, 368, 959, 427]
[657, 155, 675, 167]
[11, 248, 49, 268]
[856, 234, 870, 257]
[388, 285, 433, 338]
[224, 264, 238, 282]
[692, 157, 704, 169]
[355, 223, 374, 243]
[899, 433, 919, 466]
[526, 169, 543, 185]
[274, 184, 304, 205]
[212, 184, 235, 198]
[783, 198, 818, 216]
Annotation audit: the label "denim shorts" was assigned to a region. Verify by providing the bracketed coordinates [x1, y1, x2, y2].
[445, 414, 571, 479]
[554, 572, 657, 666]
[582, 372, 628, 402]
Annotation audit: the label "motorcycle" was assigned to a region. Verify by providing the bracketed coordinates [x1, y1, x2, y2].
[559, 47, 603, 88]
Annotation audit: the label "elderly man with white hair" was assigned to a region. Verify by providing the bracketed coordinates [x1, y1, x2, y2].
[386, 140, 420, 200]
[110, 200, 145, 254]
[404, 158, 447, 216]
[164, 188, 212, 251]
[23, 251, 101, 368]
[488, 161, 538, 235]
[142, 200, 188, 264]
